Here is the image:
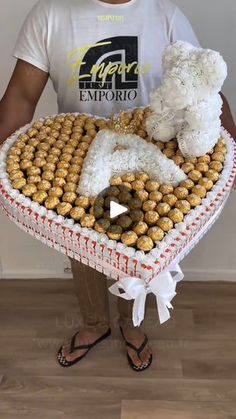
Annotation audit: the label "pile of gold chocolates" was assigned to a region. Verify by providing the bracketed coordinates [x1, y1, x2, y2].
[5, 108, 227, 251]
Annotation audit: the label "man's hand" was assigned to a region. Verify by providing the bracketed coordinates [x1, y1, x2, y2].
[0, 59, 48, 145]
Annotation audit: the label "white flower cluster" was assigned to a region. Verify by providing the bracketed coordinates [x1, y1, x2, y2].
[77, 129, 186, 197]
[146, 41, 228, 158]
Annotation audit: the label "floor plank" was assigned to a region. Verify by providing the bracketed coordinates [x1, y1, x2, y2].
[0, 279, 236, 419]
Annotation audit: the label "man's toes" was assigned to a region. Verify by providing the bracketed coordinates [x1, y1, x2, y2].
[127, 349, 142, 368]
[140, 347, 152, 365]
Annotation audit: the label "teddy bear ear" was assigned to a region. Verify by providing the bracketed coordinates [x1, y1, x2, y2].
[163, 41, 194, 70]
[199, 49, 228, 93]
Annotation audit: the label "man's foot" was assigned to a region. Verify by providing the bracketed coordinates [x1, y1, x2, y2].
[120, 327, 152, 370]
[61, 328, 109, 363]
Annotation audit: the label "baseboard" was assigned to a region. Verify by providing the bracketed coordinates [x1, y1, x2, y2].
[183, 268, 236, 282]
[0, 268, 236, 281]
[0, 270, 72, 280]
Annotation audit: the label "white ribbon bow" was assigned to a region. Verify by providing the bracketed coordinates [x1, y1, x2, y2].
[109, 264, 184, 327]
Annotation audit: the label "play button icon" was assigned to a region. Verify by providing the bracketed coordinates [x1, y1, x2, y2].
[110, 200, 128, 219]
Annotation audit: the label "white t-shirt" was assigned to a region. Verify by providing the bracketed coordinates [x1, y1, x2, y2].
[13, 0, 199, 117]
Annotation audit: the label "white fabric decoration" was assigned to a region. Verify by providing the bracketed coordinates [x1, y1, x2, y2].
[109, 264, 184, 326]
[77, 129, 186, 196]
[146, 41, 227, 157]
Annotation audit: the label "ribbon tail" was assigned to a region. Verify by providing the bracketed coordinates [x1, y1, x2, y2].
[132, 292, 147, 327]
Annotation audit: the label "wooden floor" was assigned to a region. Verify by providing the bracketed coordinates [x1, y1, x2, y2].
[0, 279, 236, 419]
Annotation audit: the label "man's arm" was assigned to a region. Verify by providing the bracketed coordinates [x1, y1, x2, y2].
[0, 59, 48, 145]
[220, 93, 236, 141]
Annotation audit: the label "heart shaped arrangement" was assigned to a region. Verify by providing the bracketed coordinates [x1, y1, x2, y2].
[0, 108, 235, 282]
[0, 42, 236, 291]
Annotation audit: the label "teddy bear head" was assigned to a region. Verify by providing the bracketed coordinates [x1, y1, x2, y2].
[155, 41, 227, 112]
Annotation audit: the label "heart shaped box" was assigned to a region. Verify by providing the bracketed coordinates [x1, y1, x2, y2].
[0, 115, 236, 284]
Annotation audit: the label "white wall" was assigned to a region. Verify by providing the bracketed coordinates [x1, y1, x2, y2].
[0, 0, 236, 279]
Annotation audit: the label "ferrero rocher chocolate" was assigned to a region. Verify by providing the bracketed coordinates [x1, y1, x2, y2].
[107, 225, 123, 240]
[187, 194, 202, 207]
[175, 199, 191, 214]
[159, 184, 174, 195]
[94, 219, 110, 233]
[57, 202, 72, 216]
[144, 211, 159, 225]
[133, 221, 149, 236]
[45, 197, 60, 210]
[157, 217, 173, 232]
[147, 227, 164, 242]
[70, 207, 86, 221]
[143, 200, 156, 212]
[205, 170, 220, 182]
[117, 215, 133, 229]
[188, 170, 202, 182]
[198, 177, 214, 191]
[146, 180, 160, 192]
[32, 191, 48, 203]
[174, 187, 189, 200]
[192, 185, 207, 198]
[22, 184, 37, 197]
[136, 235, 154, 252]
[168, 208, 184, 223]
[121, 231, 138, 246]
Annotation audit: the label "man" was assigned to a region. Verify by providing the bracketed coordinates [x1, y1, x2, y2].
[0, 0, 235, 371]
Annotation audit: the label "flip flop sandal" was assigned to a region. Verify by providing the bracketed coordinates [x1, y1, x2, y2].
[57, 328, 111, 367]
[120, 326, 152, 372]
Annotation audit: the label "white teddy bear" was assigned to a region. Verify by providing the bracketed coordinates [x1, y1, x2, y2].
[146, 41, 227, 157]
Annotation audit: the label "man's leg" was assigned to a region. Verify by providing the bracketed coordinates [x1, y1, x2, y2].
[61, 259, 110, 362]
[117, 296, 152, 368]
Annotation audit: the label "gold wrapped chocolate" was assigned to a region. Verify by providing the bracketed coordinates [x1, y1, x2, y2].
[174, 187, 189, 200]
[145, 180, 160, 192]
[49, 187, 63, 198]
[94, 219, 110, 233]
[42, 171, 55, 182]
[205, 170, 220, 183]
[198, 177, 214, 191]
[121, 231, 138, 246]
[136, 236, 154, 252]
[62, 192, 77, 204]
[157, 217, 173, 232]
[135, 172, 150, 182]
[117, 215, 133, 229]
[131, 180, 145, 191]
[175, 200, 191, 214]
[133, 221, 148, 236]
[22, 184, 37, 197]
[75, 196, 90, 209]
[9, 170, 24, 181]
[57, 202, 72, 216]
[162, 194, 178, 207]
[12, 178, 27, 190]
[144, 211, 159, 225]
[187, 194, 202, 207]
[192, 185, 207, 198]
[32, 191, 48, 203]
[80, 214, 96, 228]
[147, 226, 164, 242]
[159, 184, 174, 195]
[64, 182, 77, 193]
[53, 177, 66, 188]
[27, 175, 41, 184]
[156, 202, 171, 216]
[168, 208, 184, 223]
[143, 200, 157, 212]
[188, 170, 202, 182]
[45, 197, 60, 210]
[134, 190, 149, 202]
